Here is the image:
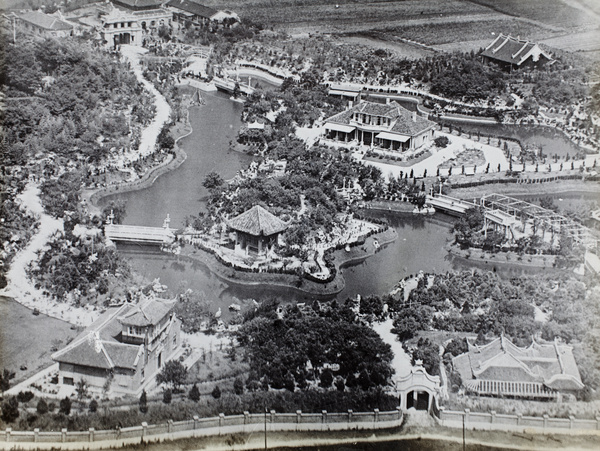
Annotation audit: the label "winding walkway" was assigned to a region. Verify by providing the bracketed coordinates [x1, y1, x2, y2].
[119, 45, 171, 161]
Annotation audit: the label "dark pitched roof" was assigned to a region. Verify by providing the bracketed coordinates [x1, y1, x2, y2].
[452, 336, 583, 391]
[118, 298, 175, 327]
[325, 101, 435, 137]
[17, 11, 73, 31]
[166, 0, 216, 18]
[481, 34, 552, 66]
[53, 337, 114, 369]
[227, 205, 287, 236]
[113, 0, 164, 9]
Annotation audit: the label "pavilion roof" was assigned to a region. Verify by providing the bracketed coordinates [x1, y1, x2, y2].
[227, 205, 287, 236]
[452, 336, 583, 390]
[481, 34, 552, 66]
[113, 0, 164, 9]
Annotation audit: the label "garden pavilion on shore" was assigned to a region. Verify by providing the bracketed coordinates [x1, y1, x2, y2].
[226, 205, 288, 256]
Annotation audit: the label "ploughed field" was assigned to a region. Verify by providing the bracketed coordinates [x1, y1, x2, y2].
[204, 0, 598, 52]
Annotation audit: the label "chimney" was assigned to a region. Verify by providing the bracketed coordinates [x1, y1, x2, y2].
[412, 112, 417, 122]
[386, 97, 390, 105]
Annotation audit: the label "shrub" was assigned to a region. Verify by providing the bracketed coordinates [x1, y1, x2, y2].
[89, 399, 98, 413]
[434, 136, 450, 148]
[163, 389, 172, 404]
[233, 377, 244, 396]
[59, 397, 71, 415]
[139, 390, 148, 413]
[189, 384, 200, 402]
[211, 385, 221, 399]
[36, 399, 48, 415]
[16, 391, 34, 403]
[1, 397, 19, 423]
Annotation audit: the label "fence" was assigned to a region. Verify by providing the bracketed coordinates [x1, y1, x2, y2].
[438, 408, 600, 433]
[1, 408, 403, 446]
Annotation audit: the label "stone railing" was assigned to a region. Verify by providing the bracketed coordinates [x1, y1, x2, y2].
[1, 408, 403, 447]
[438, 408, 600, 433]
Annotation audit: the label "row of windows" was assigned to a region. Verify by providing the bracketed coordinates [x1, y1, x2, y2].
[353, 113, 391, 127]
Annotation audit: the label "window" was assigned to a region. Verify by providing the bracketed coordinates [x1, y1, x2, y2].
[63, 377, 74, 385]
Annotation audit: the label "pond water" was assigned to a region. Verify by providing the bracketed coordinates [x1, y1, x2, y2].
[100, 91, 577, 315]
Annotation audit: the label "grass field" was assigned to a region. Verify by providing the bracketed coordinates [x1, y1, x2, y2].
[0, 296, 79, 384]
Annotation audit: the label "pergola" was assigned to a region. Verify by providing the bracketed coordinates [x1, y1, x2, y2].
[480, 194, 596, 248]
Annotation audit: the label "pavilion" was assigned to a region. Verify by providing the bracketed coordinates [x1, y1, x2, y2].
[323, 100, 436, 151]
[481, 34, 553, 71]
[227, 205, 288, 256]
[452, 335, 583, 399]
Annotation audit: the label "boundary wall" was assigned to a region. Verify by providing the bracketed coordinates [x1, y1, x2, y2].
[438, 408, 600, 433]
[0, 408, 403, 448]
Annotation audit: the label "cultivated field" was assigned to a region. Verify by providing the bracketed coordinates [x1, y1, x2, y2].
[466, 0, 598, 29]
[0, 296, 79, 383]
[363, 18, 559, 47]
[209, 0, 599, 54]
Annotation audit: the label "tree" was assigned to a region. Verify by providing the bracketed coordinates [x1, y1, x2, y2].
[36, 399, 49, 415]
[157, 126, 175, 151]
[203, 171, 224, 193]
[156, 360, 188, 391]
[211, 385, 221, 399]
[0, 369, 15, 392]
[189, 383, 200, 402]
[139, 390, 148, 413]
[163, 388, 172, 404]
[319, 368, 334, 388]
[89, 399, 98, 413]
[1, 397, 19, 423]
[233, 377, 244, 395]
[59, 396, 71, 415]
[76, 379, 88, 402]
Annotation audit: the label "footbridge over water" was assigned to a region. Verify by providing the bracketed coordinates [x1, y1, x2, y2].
[425, 194, 477, 216]
[104, 213, 176, 245]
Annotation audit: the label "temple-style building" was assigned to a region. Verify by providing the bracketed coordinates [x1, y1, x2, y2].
[481, 34, 553, 71]
[452, 336, 583, 399]
[227, 205, 287, 256]
[52, 297, 180, 395]
[324, 100, 436, 151]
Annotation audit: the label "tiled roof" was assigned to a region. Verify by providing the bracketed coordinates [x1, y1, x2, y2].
[325, 101, 435, 137]
[103, 342, 141, 369]
[453, 336, 583, 390]
[118, 298, 175, 327]
[113, 0, 164, 9]
[53, 337, 114, 369]
[17, 11, 73, 31]
[227, 205, 288, 236]
[481, 34, 552, 66]
[166, 0, 217, 18]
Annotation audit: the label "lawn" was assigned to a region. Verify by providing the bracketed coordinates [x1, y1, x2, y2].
[0, 296, 79, 384]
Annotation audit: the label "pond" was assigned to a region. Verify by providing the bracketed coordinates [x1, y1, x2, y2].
[103, 91, 579, 315]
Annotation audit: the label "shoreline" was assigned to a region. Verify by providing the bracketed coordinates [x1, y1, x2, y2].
[446, 243, 560, 270]
[176, 227, 398, 297]
[87, 118, 192, 209]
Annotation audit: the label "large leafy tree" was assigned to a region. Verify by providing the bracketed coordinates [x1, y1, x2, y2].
[156, 360, 188, 391]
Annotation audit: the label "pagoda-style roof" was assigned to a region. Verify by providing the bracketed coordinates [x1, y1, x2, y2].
[118, 298, 175, 327]
[452, 336, 583, 391]
[481, 34, 553, 67]
[227, 205, 287, 237]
